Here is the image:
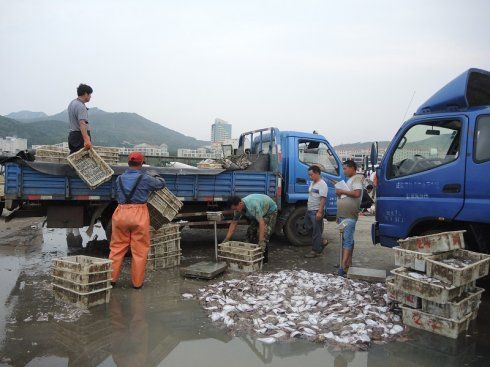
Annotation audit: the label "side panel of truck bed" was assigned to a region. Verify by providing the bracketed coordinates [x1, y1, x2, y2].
[4, 163, 277, 202]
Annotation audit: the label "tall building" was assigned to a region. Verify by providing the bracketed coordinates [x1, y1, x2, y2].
[211, 118, 232, 143]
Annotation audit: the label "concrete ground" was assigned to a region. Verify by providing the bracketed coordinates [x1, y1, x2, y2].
[0, 214, 488, 367]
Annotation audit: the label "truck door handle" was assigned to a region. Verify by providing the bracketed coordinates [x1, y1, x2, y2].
[296, 178, 307, 184]
[442, 183, 461, 193]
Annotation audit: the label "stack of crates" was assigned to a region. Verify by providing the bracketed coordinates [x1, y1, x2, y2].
[35, 145, 69, 164]
[52, 255, 112, 308]
[388, 230, 490, 338]
[147, 223, 182, 270]
[218, 241, 263, 273]
[93, 146, 121, 165]
[148, 188, 183, 229]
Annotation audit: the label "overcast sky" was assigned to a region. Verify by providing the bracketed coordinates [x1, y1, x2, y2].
[1, 0, 489, 144]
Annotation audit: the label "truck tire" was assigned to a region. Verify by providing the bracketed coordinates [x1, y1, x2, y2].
[0, 201, 4, 217]
[284, 206, 311, 247]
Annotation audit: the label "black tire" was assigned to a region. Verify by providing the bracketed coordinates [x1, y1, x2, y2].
[284, 206, 311, 246]
[0, 201, 4, 217]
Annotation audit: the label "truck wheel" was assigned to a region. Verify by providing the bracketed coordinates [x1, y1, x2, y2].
[284, 206, 311, 246]
[0, 201, 4, 216]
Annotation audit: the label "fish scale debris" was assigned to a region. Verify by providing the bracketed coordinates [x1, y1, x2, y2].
[194, 270, 405, 349]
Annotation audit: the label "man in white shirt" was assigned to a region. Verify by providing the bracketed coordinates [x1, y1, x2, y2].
[336, 160, 363, 276]
[304, 165, 328, 258]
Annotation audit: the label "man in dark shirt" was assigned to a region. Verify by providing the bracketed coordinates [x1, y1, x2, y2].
[67, 84, 93, 154]
[109, 152, 166, 289]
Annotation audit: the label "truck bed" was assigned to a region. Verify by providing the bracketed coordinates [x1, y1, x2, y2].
[3, 161, 278, 203]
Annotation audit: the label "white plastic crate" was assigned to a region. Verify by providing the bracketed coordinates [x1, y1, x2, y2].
[401, 306, 475, 339]
[148, 188, 183, 229]
[426, 249, 490, 286]
[67, 149, 114, 189]
[398, 230, 465, 254]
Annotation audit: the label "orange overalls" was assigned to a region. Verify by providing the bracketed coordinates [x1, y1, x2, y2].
[109, 174, 150, 288]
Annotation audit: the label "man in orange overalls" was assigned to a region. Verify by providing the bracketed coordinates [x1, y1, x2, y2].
[109, 152, 166, 289]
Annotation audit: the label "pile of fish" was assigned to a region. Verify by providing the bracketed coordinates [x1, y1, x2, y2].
[406, 271, 446, 285]
[438, 257, 476, 268]
[193, 270, 405, 349]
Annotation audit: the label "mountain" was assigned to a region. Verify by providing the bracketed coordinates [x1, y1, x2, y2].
[0, 115, 67, 146]
[2, 108, 209, 154]
[6, 111, 48, 120]
[334, 141, 391, 151]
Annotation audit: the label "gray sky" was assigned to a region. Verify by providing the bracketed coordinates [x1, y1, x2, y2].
[1, 0, 489, 144]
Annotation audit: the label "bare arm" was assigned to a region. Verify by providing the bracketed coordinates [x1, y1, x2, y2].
[80, 120, 92, 150]
[224, 221, 238, 242]
[258, 218, 266, 241]
[316, 196, 326, 220]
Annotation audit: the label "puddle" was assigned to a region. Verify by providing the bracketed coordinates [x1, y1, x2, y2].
[0, 221, 489, 366]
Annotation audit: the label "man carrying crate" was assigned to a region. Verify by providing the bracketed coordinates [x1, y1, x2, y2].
[109, 152, 166, 289]
[67, 83, 93, 154]
[224, 194, 278, 263]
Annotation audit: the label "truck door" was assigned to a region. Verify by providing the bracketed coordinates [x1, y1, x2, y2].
[377, 116, 467, 243]
[295, 138, 342, 216]
[458, 114, 490, 222]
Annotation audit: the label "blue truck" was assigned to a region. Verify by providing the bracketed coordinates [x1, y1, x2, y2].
[1, 127, 344, 246]
[372, 68, 490, 252]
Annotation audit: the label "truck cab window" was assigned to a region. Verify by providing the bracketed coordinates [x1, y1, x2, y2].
[298, 140, 339, 175]
[475, 116, 490, 162]
[389, 120, 461, 178]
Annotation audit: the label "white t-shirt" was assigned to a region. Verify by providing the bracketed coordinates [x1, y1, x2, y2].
[307, 179, 328, 211]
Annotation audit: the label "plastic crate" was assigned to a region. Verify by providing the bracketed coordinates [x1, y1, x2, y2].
[401, 306, 475, 339]
[394, 246, 434, 272]
[52, 267, 112, 284]
[386, 277, 421, 308]
[218, 241, 263, 262]
[35, 156, 69, 164]
[218, 242, 263, 273]
[391, 267, 465, 304]
[398, 231, 466, 254]
[148, 245, 181, 259]
[67, 148, 114, 189]
[426, 249, 490, 286]
[53, 255, 112, 274]
[148, 188, 183, 229]
[147, 253, 181, 270]
[52, 276, 111, 293]
[421, 287, 484, 320]
[53, 284, 111, 308]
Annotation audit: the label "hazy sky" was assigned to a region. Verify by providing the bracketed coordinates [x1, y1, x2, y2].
[1, 0, 489, 144]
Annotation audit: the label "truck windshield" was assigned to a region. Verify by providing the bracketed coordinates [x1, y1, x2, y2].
[389, 120, 461, 178]
[298, 140, 339, 175]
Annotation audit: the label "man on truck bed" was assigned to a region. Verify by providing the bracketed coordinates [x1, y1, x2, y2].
[67, 83, 93, 154]
[109, 152, 166, 289]
[224, 194, 278, 263]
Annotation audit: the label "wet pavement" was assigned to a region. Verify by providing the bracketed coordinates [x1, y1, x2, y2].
[0, 216, 489, 367]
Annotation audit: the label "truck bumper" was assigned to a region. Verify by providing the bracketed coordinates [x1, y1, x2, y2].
[371, 221, 380, 245]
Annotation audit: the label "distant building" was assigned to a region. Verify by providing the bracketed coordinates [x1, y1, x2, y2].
[177, 147, 222, 159]
[120, 143, 169, 157]
[337, 148, 385, 169]
[211, 118, 232, 143]
[0, 136, 27, 154]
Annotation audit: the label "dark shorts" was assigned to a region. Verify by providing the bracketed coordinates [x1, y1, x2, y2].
[68, 130, 91, 154]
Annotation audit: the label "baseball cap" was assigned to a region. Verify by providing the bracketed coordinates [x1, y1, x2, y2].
[128, 151, 145, 164]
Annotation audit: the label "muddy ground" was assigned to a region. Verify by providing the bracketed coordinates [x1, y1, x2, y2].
[0, 214, 489, 367]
